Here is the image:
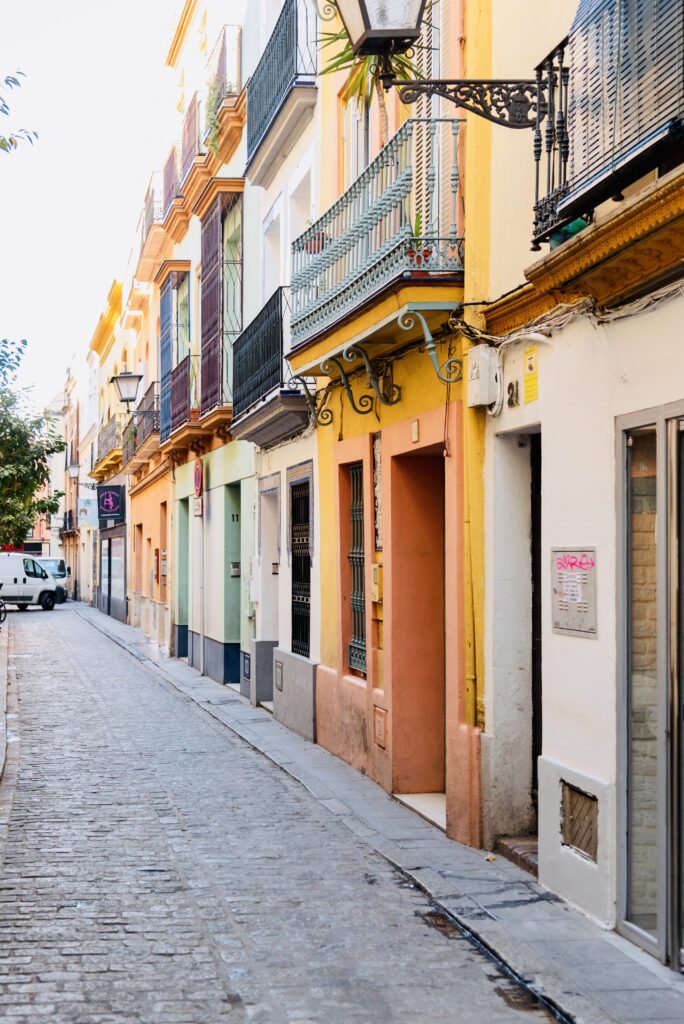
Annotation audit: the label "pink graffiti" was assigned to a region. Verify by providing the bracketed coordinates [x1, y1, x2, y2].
[555, 552, 595, 572]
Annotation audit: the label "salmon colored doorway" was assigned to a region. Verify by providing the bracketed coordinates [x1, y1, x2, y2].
[391, 447, 446, 829]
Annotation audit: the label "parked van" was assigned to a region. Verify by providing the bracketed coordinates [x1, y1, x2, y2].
[0, 553, 58, 611]
[37, 557, 68, 604]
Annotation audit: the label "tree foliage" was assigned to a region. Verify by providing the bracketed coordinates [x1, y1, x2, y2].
[1, 72, 38, 154]
[0, 339, 65, 549]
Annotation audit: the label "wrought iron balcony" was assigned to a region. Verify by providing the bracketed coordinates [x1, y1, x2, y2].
[231, 288, 310, 447]
[233, 287, 288, 418]
[170, 355, 201, 435]
[59, 508, 77, 537]
[121, 382, 160, 469]
[290, 117, 465, 349]
[246, 0, 317, 166]
[96, 414, 124, 466]
[162, 145, 178, 219]
[180, 93, 205, 184]
[532, 0, 684, 249]
[207, 24, 242, 114]
[143, 176, 163, 243]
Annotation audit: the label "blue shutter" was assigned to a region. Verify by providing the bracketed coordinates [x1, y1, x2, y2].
[159, 276, 173, 441]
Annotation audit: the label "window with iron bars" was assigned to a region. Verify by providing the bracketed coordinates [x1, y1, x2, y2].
[347, 462, 366, 676]
[291, 481, 310, 658]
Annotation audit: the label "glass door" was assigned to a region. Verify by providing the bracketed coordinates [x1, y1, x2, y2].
[621, 411, 684, 971]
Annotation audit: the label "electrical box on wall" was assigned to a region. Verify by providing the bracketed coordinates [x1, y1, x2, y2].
[371, 563, 383, 603]
[467, 344, 498, 407]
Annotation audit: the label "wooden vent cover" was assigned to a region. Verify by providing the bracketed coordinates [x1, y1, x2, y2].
[561, 781, 598, 861]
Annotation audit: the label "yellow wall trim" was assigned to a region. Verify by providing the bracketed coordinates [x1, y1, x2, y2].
[166, 0, 200, 68]
[89, 281, 122, 357]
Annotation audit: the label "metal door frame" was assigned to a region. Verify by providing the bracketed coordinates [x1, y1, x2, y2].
[617, 400, 684, 969]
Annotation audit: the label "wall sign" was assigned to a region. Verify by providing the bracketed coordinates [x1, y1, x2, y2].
[97, 485, 125, 527]
[194, 458, 203, 497]
[193, 496, 203, 517]
[551, 547, 597, 637]
[524, 345, 538, 404]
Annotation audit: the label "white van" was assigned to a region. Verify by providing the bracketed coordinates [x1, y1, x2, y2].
[0, 553, 58, 611]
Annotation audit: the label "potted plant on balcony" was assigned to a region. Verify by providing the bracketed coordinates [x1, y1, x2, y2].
[407, 213, 433, 272]
[303, 219, 328, 255]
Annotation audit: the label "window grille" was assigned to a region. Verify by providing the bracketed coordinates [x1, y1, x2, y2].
[291, 481, 310, 658]
[347, 462, 366, 675]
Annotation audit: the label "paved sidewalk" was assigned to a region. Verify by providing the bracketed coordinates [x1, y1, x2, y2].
[2, 607, 566, 1024]
[78, 605, 684, 1024]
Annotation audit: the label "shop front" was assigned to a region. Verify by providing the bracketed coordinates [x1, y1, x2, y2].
[97, 483, 127, 622]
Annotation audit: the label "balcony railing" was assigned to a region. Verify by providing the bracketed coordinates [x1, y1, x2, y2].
[59, 509, 77, 537]
[532, 1, 684, 248]
[290, 117, 465, 348]
[122, 382, 160, 466]
[143, 175, 163, 244]
[246, 0, 317, 161]
[233, 287, 289, 419]
[207, 24, 242, 112]
[97, 414, 124, 465]
[163, 145, 178, 218]
[170, 355, 201, 434]
[181, 93, 204, 183]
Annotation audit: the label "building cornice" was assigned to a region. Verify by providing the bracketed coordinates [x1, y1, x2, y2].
[485, 168, 684, 335]
[166, 0, 200, 69]
[192, 176, 244, 220]
[89, 281, 122, 358]
[154, 259, 192, 289]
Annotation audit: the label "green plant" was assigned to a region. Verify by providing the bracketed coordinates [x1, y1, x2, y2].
[205, 76, 222, 156]
[0, 339, 65, 548]
[1, 71, 38, 153]
[319, 4, 432, 147]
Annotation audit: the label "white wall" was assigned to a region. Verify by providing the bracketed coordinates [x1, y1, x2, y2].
[484, 291, 684, 925]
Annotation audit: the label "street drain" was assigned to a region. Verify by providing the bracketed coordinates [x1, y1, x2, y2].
[417, 908, 572, 1023]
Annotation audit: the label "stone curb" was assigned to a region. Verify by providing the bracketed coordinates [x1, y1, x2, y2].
[0, 621, 8, 783]
[77, 607, 684, 1024]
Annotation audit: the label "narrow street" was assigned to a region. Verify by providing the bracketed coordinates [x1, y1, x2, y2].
[0, 606, 555, 1024]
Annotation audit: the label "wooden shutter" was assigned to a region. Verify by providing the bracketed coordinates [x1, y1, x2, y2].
[561, 0, 684, 217]
[159, 277, 173, 441]
[414, 8, 437, 236]
[200, 197, 223, 412]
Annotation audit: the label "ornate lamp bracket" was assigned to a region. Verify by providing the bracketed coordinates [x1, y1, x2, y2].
[291, 375, 334, 427]
[395, 79, 543, 130]
[342, 343, 401, 406]
[399, 310, 462, 385]
[320, 356, 374, 416]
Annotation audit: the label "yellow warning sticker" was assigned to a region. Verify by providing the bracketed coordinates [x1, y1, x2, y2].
[524, 345, 538, 404]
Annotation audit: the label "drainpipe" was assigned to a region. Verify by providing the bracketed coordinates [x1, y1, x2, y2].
[199, 494, 205, 676]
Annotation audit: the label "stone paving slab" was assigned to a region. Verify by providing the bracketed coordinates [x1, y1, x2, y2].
[76, 605, 684, 1024]
[0, 606, 572, 1024]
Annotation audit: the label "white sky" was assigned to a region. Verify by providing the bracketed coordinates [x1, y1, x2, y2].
[0, 0, 178, 412]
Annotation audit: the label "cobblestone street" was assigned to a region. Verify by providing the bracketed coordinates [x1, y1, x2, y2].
[0, 607, 556, 1023]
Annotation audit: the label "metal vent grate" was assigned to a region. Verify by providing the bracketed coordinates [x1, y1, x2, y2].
[561, 780, 598, 861]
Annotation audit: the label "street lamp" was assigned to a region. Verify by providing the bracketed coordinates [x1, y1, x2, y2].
[335, 0, 426, 57]
[335, 0, 551, 131]
[110, 369, 143, 406]
[67, 461, 80, 480]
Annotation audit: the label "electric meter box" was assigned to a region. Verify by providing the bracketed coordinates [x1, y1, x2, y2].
[467, 344, 499, 407]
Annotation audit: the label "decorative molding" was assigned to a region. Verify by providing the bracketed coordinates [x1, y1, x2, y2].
[154, 259, 191, 289]
[166, 0, 200, 69]
[89, 281, 122, 356]
[192, 176, 245, 220]
[485, 168, 684, 334]
[526, 167, 684, 297]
